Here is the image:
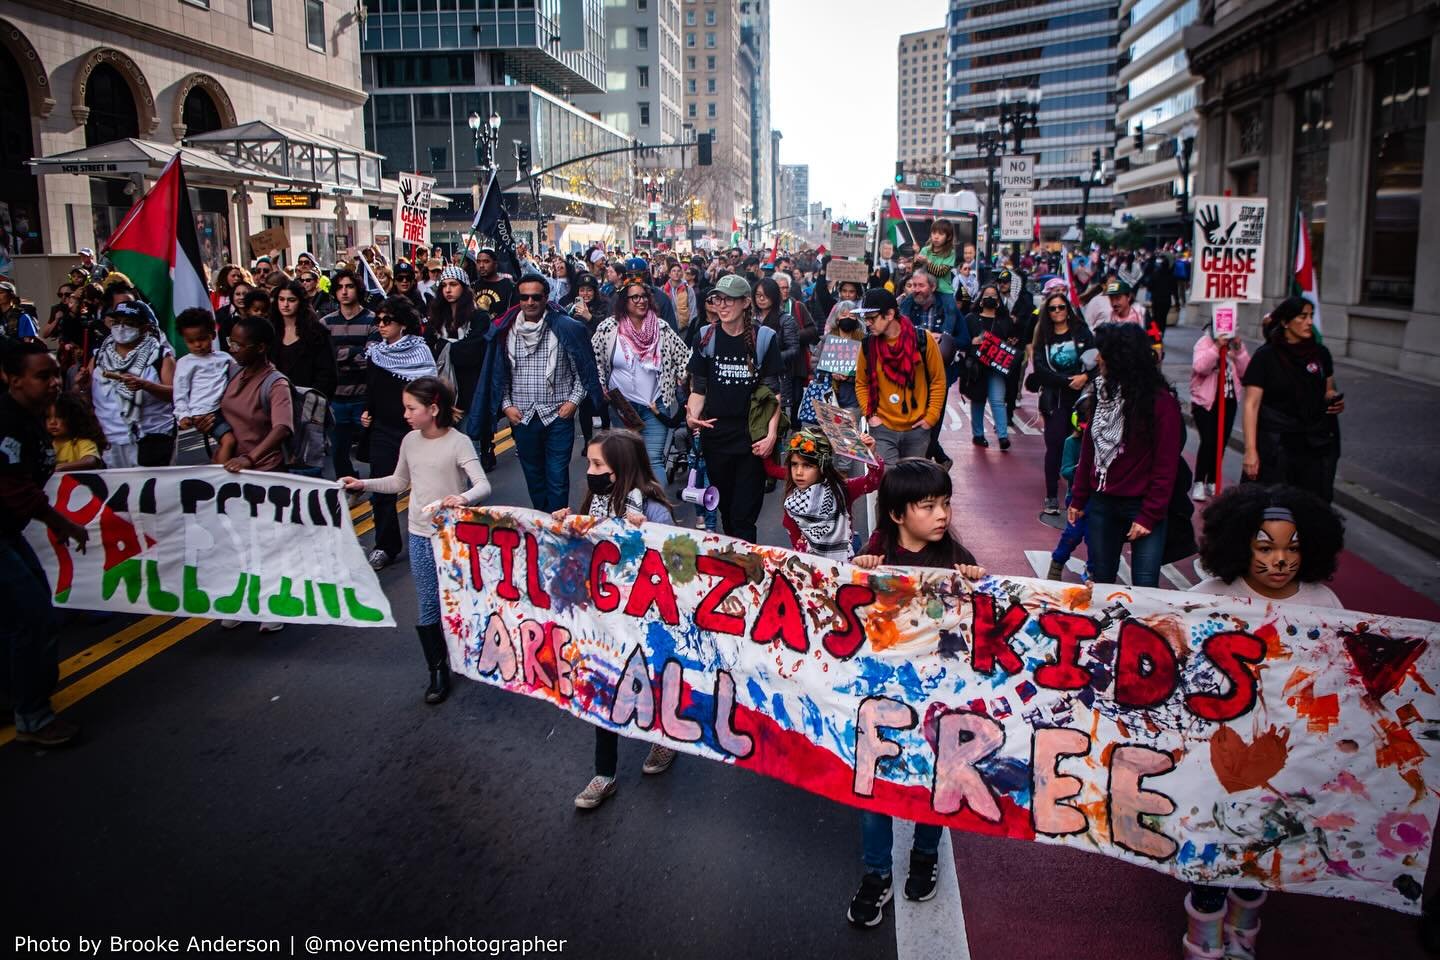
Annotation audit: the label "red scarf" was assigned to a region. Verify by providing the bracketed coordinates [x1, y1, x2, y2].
[864, 317, 919, 416]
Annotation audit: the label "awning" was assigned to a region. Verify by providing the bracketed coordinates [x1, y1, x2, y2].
[183, 121, 383, 192]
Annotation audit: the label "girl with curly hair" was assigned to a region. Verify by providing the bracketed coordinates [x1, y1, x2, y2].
[1066, 322, 1182, 587]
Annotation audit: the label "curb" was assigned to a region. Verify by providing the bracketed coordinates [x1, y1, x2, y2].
[1180, 408, 1440, 560]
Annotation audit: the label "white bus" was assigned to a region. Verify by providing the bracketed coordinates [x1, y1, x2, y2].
[873, 187, 983, 262]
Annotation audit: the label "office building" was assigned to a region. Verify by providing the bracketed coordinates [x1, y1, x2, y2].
[5, 0, 381, 282]
[682, 0, 753, 228]
[1186, 0, 1440, 380]
[361, 0, 632, 250]
[573, 0, 683, 145]
[946, 0, 1120, 239]
[898, 27, 948, 181]
[740, 0, 772, 233]
[779, 163, 809, 235]
[1113, 0, 1202, 234]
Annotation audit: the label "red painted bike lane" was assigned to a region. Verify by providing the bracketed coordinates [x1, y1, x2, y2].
[932, 385, 1437, 960]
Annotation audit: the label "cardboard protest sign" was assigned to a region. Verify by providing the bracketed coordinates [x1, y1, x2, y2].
[817, 335, 861, 375]
[812, 400, 877, 466]
[829, 226, 867, 260]
[1192, 196, 1267, 302]
[976, 330, 1019, 374]
[247, 225, 288, 260]
[825, 258, 870, 285]
[436, 506, 1440, 912]
[398, 172, 436, 249]
[27, 467, 394, 627]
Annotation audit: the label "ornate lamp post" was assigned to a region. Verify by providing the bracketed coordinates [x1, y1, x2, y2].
[974, 116, 1004, 260]
[644, 173, 667, 245]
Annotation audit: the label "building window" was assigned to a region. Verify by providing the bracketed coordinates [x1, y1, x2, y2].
[688, 103, 696, 118]
[637, 27, 649, 49]
[640, 102, 651, 127]
[638, 0, 648, 8]
[304, 0, 324, 51]
[706, 77, 716, 94]
[686, 32, 695, 47]
[1292, 79, 1333, 292]
[706, 56, 716, 70]
[707, 102, 717, 118]
[638, 66, 650, 88]
[687, 56, 696, 70]
[1365, 42, 1430, 305]
[685, 10, 695, 24]
[686, 78, 696, 94]
[705, 8, 716, 24]
[249, 0, 272, 30]
[705, 31, 716, 48]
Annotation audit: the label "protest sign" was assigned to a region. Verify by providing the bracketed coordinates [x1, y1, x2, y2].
[1000, 196, 1033, 242]
[829, 226, 867, 260]
[812, 400, 877, 465]
[398, 172, 436, 249]
[247, 225, 288, 260]
[27, 467, 394, 627]
[825, 258, 870, 285]
[1192, 196, 1267, 302]
[817, 335, 861, 376]
[1212, 302, 1238, 338]
[435, 506, 1440, 913]
[975, 330, 1019, 374]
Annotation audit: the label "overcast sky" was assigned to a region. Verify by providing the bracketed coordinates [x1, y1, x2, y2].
[769, 0, 948, 219]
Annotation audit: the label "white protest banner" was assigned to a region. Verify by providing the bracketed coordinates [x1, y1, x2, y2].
[1000, 156, 1034, 194]
[829, 226, 868, 260]
[825, 258, 870, 285]
[1000, 196, 1034, 241]
[436, 506, 1440, 913]
[1192, 195, 1268, 302]
[1212, 302, 1238, 338]
[27, 467, 394, 627]
[398, 172, 436, 250]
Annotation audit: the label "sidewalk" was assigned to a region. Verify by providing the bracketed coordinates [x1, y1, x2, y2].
[1160, 318, 1440, 557]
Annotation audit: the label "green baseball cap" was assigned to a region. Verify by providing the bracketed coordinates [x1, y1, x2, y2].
[712, 274, 752, 299]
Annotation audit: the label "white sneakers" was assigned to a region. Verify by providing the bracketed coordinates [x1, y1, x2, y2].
[1192, 481, 1208, 502]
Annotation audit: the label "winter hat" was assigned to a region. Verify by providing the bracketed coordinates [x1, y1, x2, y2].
[439, 265, 469, 286]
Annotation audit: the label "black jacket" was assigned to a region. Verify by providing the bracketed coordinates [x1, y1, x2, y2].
[1030, 321, 1096, 417]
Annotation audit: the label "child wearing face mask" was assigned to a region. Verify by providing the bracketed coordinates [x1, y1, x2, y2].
[1180, 482, 1343, 959]
[762, 428, 881, 560]
[553, 429, 678, 810]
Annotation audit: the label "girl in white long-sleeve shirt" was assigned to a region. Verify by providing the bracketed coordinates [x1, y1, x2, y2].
[340, 376, 490, 705]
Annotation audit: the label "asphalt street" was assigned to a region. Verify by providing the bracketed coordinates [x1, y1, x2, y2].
[5, 373, 1439, 960]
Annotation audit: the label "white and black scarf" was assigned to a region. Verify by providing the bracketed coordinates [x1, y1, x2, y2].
[367, 334, 437, 382]
[588, 488, 645, 520]
[1089, 375, 1126, 490]
[784, 483, 851, 560]
[508, 316, 560, 388]
[96, 333, 163, 430]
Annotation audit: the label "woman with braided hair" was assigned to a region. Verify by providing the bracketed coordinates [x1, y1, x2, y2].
[685, 274, 784, 543]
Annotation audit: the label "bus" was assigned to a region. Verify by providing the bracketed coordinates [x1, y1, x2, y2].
[872, 187, 983, 262]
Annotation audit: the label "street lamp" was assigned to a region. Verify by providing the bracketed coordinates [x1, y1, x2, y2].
[993, 86, 1041, 260]
[1078, 147, 1108, 235]
[1174, 122, 1198, 237]
[644, 173, 667, 245]
[467, 110, 502, 170]
[974, 117, 1004, 260]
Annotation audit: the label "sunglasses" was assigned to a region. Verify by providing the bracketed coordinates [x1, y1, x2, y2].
[301, 277, 317, 283]
[376, 316, 398, 325]
[517, 293, 546, 302]
[1048, 304, 1068, 312]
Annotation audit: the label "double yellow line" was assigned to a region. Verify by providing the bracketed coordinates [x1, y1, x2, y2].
[0, 427, 514, 747]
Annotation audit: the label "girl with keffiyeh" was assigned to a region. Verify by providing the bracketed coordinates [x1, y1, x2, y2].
[762, 429, 882, 561]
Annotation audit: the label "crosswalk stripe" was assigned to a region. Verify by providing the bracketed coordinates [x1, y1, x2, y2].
[893, 821, 970, 960]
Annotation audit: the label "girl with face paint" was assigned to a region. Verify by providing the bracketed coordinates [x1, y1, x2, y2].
[1178, 482, 1344, 954]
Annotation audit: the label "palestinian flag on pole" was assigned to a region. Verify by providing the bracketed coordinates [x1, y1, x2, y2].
[103, 154, 211, 351]
[1061, 249, 1083, 309]
[883, 193, 916, 251]
[729, 218, 742, 247]
[1293, 207, 1322, 335]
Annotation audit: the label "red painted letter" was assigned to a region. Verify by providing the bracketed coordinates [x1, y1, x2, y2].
[589, 540, 622, 612]
[695, 555, 747, 635]
[971, 593, 1027, 675]
[752, 571, 808, 652]
[1034, 611, 1098, 691]
[1186, 631, 1265, 722]
[1114, 620, 1179, 709]
[623, 548, 681, 624]
[823, 583, 877, 659]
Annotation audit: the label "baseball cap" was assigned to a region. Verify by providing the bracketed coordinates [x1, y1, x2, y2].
[1105, 279, 1133, 297]
[79, 247, 95, 257]
[711, 274, 752, 299]
[997, 268, 1014, 284]
[860, 288, 898, 315]
[625, 257, 649, 273]
[108, 300, 158, 326]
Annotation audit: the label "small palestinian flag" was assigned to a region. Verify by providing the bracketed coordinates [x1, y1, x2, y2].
[103, 155, 211, 351]
[883, 194, 916, 251]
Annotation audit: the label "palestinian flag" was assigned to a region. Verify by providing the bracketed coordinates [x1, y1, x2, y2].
[729, 218, 741, 247]
[1061, 249, 1083, 308]
[1293, 207, 1322, 335]
[103, 155, 211, 351]
[883, 193, 915, 251]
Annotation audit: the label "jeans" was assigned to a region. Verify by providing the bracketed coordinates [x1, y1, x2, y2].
[368, 426, 406, 558]
[972, 370, 1008, 441]
[860, 811, 943, 875]
[1191, 401, 1236, 485]
[577, 396, 610, 448]
[408, 534, 440, 626]
[1, 535, 59, 732]
[870, 421, 930, 464]
[1085, 492, 1167, 588]
[331, 399, 367, 480]
[634, 405, 671, 487]
[595, 727, 619, 777]
[1041, 409, 1071, 499]
[512, 414, 576, 513]
[702, 440, 766, 542]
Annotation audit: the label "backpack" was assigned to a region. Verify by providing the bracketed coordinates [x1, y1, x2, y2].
[699, 321, 777, 366]
[259, 370, 333, 471]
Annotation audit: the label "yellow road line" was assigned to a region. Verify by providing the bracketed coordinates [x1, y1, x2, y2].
[58, 615, 170, 681]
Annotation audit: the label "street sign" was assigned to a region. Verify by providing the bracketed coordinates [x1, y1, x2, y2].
[1191, 195, 1268, 303]
[828, 225, 867, 259]
[919, 178, 944, 190]
[1000, 156, 1034, 194]
[1000, 195, 1033, 241]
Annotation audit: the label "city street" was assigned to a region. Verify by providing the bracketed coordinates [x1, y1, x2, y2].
[7, 379, 1436, 960]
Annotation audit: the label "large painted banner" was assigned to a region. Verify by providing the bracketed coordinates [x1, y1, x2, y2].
[435, 506, 1440, 913]
[26, 467, 394, 628]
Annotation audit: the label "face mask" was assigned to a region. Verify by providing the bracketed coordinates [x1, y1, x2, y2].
[113, 325, 142, 345]
[981, 297, 998, 309]
[586, 471, 615, 496]
[837, 315, 859, 333]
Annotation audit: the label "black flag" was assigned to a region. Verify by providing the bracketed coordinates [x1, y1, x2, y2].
[471, 169, 522, 278]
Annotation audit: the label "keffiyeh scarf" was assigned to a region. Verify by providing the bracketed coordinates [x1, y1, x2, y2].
[784, 482, 851, 560]
[1089, 375, 1126, 490]
[588, 488, 645, 520]
[368, 334, 438, 382]
[96, 333, 163, 429]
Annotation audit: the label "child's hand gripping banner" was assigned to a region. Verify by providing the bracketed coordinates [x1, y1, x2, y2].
[27, 467, 394, 627]
[434, 506, 1440, 913]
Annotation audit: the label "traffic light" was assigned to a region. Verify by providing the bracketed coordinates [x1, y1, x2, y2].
[894, 161, 904, 185]
[515, 142, 532, 176]
[697, 132, 713, 166]
[1132, 123, 1144, 153]
[1176, 195, 1188, 219]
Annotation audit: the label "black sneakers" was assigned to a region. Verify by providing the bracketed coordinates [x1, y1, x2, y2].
[846, 872, 893, 927]
[904, 850, 939, 901]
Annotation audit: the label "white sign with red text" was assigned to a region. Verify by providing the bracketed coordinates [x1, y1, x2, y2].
[1192, 196, 1267, 303]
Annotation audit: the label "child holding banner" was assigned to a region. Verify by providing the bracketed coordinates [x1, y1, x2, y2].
[1182, 483, 1344, 958]
[846, 458, 986, 927]
[762, 428, 882, 561]
[554, 429, 679, 810]
[340, 377, 491, 706]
